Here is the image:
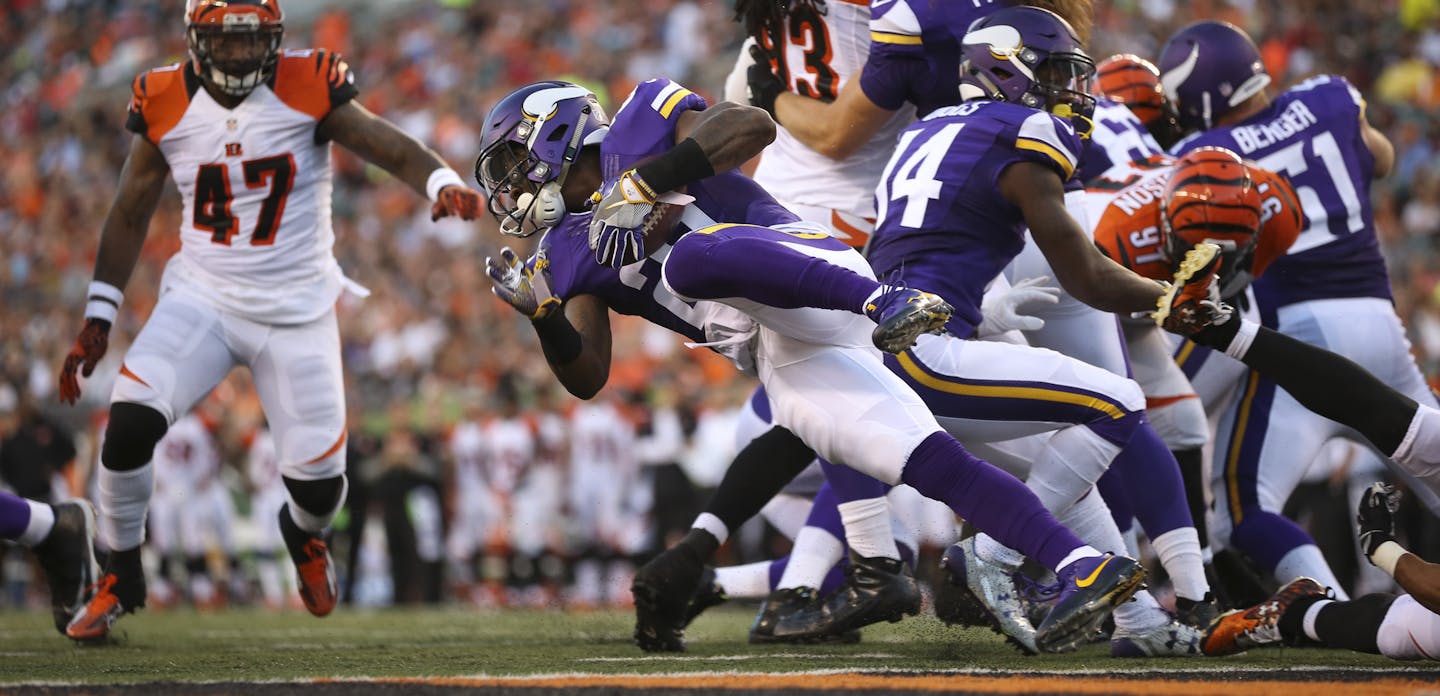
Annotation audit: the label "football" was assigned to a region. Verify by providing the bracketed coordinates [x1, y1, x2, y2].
[641, 189, 692, 257]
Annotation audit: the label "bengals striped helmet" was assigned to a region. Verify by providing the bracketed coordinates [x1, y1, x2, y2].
[1162, 147, 1263, 297]
[1095, 54, 1183, 148]
[185, 0, 284, 98]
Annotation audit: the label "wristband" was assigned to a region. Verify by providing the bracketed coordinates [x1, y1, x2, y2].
[1223, 318, 1260, 360]
[635, 138, 716, 194]
[426, 167, 466, 202]
[85, 280, 124, 324]
[1371, 540, 1409, 577]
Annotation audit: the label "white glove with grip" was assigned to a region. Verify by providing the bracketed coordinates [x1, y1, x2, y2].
[977, 276, 1061, 337]
[486, 247, 560, 320]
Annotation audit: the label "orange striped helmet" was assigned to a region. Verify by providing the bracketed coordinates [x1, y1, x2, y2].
[1095, 54, 1183, 148]
[185, 0, 285, 98]
[1162, 147, 1263, 296]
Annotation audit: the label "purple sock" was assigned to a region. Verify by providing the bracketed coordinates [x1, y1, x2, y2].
[818, 459, 891, 503]
[1108, 419, 1193, 537]
[817, 562, 848, 595]
[804, 483, 847, 540]
[900, 431, 1084, 571]
[666, 224, 879, 311]
[767, 556, 787, 590]
[1096, 468, 1135, 534]
[1230, 510, 1318, 575]
[0, 491, 31, 541]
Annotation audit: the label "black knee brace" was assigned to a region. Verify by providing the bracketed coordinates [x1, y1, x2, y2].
[100, 402, 169, 472]
[283, 475, 346, 518]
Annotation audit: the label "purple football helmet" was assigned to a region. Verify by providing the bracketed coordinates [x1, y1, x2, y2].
[475, 81, 610, 237]
[959, 6, 1096, 130]
[1158, 21, 1271, 133]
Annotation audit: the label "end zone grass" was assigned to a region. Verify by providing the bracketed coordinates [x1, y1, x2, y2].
[0, 604, 1423, 686]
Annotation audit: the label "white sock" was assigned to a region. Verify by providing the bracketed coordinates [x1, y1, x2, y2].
[1121, 525, 1141, 559]
[1274, 545, 1350, 601]
[714, 560, 774, 599]
[838, 497, 899, 560]
[1055, 545, 1104, 573]
[777, 526, 844, 590]
[18, 500, 54, 547]
[1028, 426, 1121, 513]
[1302, 599, 1335, 642]
[974, 533, 1024, 570]
[691, 512, 730, 545]
[98, 463, 154, 551]
[1151, 527, 1209, 602]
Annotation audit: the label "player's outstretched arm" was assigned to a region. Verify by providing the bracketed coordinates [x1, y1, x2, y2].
[318, 101, 480, 219]
[57, 134, 171, 404]
[1396, 554, 1440, 615]
[1002, 162, 1163, 315]
[1356, 483, 1440, 614]
[533, 294, 613, 400]
[672, 101, 776, 177]
[771, 78, 897, 161]
[94, 135, 171, 291]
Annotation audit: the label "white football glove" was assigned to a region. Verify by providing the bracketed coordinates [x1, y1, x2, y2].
[588, 169, 659, 269]
[977, 276, 1062, 337]
[723, 37, 759, 104]
[486, 246, 560, 320]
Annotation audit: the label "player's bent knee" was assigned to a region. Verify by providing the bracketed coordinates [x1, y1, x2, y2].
[100, 402, 169, 471]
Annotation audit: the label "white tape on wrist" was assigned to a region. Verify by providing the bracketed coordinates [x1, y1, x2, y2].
[1371, 540, 1410, 577]
[85, 281, 124, 323]
[1224, 318, 1261, 360]
[426, 167, 465, 202]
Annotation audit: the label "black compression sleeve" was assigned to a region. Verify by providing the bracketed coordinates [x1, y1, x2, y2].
[1242, 326, 1417, 455]
[635, 138, 715, 194]
[703, 426, 815, 532]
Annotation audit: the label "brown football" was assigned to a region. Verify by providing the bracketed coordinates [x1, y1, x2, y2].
[642, 200, 686, 257]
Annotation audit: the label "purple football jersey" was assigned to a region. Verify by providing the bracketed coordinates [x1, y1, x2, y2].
[1078, 97, 1166, 184]
[865, 100, 1084, 336]
[1171, 75, 1388, 307]
[860, 0, 1002, 118]
[532, 78, 801, 342]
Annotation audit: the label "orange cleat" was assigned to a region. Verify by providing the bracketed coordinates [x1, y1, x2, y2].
[279, 504, 337, 617]
[1203, 577, 1327, 656]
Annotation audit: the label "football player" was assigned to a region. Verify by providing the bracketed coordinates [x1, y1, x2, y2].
[57, 0, 483, 641]
[860, 7, 1227, 656]
[478, 78, 1171, 654]
[1160, 20, 1436, 598]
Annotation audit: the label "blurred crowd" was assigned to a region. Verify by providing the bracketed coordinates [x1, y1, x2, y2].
[2, 0, 1440, 608]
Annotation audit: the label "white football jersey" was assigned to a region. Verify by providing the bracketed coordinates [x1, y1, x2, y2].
[449, 420, 487, 491]
[126, 50, 358, 323]
[152, 414, 221, 495]
[569, 402, 636, 475]
[483, 417, 536, 495]
[750, 0, 915, 231]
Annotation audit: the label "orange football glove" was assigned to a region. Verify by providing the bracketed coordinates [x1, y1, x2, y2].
[431, 184, 483, 221]
[58, 318, 111, 405]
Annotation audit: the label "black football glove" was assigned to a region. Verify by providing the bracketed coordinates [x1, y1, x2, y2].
[1357, 481, 1400, 559]
[746, 44, 785, 119]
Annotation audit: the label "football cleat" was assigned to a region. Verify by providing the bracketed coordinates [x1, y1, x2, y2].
[770, 554, 921, 641]
[750, 586, 862, 645]
[864, 286, 954, 353]
[940, 537, 1040, 655]
[66, 547, 145, 643]
[631, 539, 708, 652]
[1203, 576, 1328, 656]
[1154, 242, 1229, 334]
[278, 505, 337, 618]
[1174, 593, 1220, 629]
[1035, 553, 1147, 653]
[1111, 616, 1204, 657]
[33, 501, 99, 635]
[681, 566, 728, 628]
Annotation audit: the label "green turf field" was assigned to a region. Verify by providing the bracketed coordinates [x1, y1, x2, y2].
[0, 604, 1420, 686]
